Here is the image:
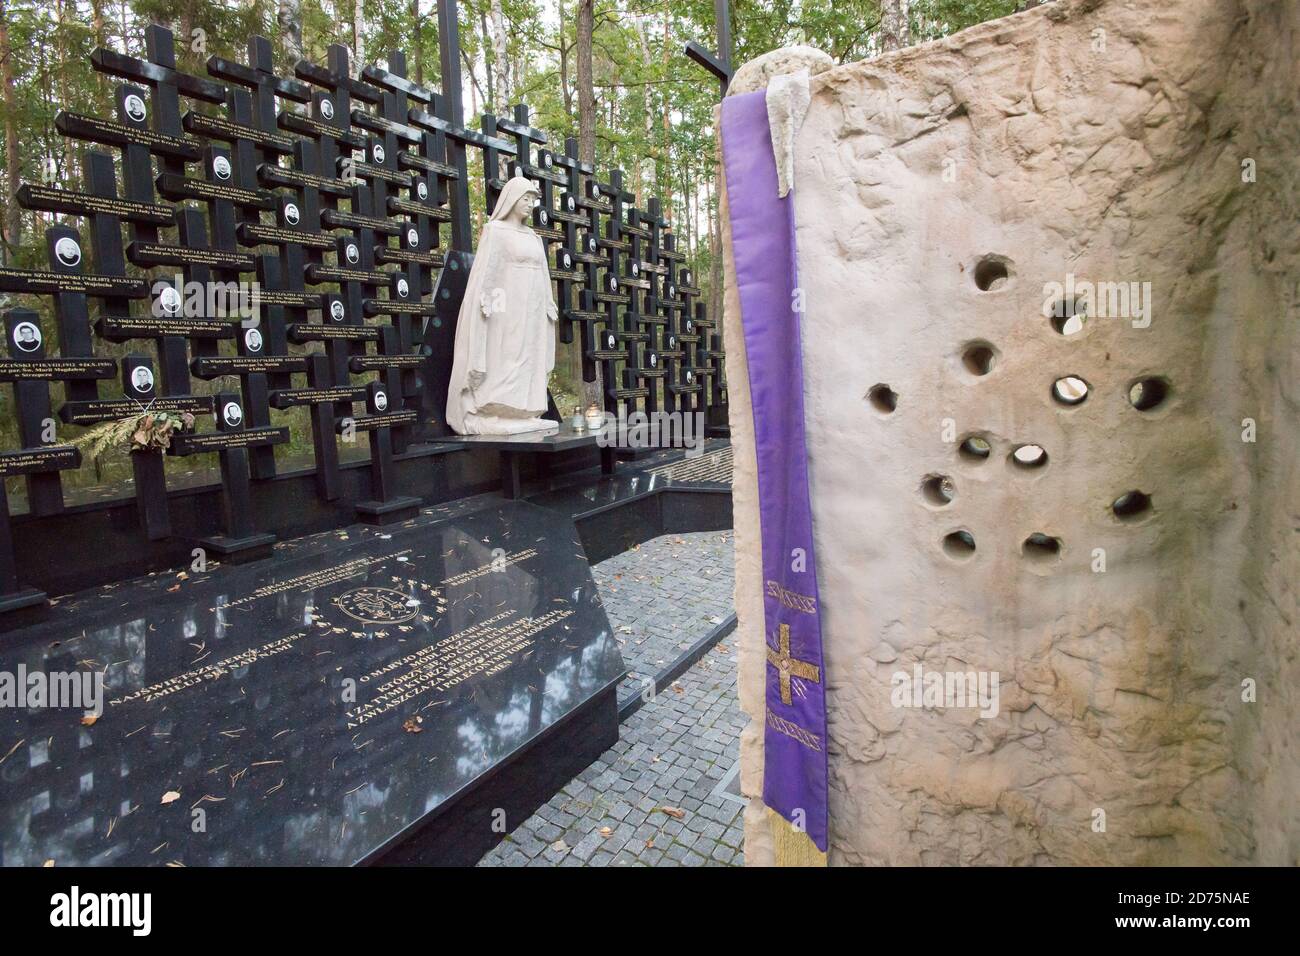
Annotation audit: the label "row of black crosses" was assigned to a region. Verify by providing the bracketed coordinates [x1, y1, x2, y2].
[0, 24, 725, 613]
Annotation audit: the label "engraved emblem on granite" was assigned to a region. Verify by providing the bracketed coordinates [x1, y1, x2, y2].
[333, 585, 419, 624]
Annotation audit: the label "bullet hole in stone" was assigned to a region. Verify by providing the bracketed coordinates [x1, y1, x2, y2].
[1128, 377, 1169, 411]
[1011, 444, 1048, 469]
[867, 384, 897, 414]
[973, 256, 1010, 291]
[958, 435, 991, 461]
[1049, 297, 1086, 335]
[921, 474, 956, 506]
[942, 530, 977, 559]
[1052, 375, 1089, 405]
[1112, 490, 1153, 521]
[1022, 533, 1062, 563]
[962, 342, 998, 376]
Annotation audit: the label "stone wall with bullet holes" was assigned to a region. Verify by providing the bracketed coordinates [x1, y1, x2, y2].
[723, 0, 1298, 865]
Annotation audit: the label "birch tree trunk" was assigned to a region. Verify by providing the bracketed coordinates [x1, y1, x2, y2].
[490, 0, 510, 106]
[278, 0, 304, 65]
[353, 0, 364, 73]
[880, 0, 910, 53]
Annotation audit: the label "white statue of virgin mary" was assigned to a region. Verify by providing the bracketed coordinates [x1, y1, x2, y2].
[445, 175, 559, 435]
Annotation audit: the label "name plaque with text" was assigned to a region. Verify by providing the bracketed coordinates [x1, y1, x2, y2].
[0, 445, 81, 476]
[0, 357, 117, 382]
[191, 355, 308, 378]
[270, 386, 364, 409]
[170, 425, 290, 454]
[16, 184, 175, 225]
[349, 354, 425, 372]
[96, 316, 241, 341]
[289, 323, 380, 342]
[60, 394, 214, 425]
[0, 267, 147, 297]
[339, 410, 418, 432]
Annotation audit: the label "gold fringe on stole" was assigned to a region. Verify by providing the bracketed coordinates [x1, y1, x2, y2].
[767, 807, 827, 867]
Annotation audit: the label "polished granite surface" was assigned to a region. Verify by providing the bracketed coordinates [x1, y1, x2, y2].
[0, 500, 623, 866]
[527, 440, 732, 517]
[430, 423, 599, 453]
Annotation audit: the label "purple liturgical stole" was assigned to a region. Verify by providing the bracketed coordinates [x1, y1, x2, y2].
[721, 90, 829, 853]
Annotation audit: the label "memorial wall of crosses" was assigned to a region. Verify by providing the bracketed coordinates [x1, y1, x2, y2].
[0, 23, 727, 615]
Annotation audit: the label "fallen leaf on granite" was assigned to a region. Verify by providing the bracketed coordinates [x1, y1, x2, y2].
[43, 860, 54, 867]
[160, 790, 181, 805]
[402, 717, 424, 734]
[658, 806, 685, 819]
[550, 839, 570, 853]
[80, 714, 99, 727]
[598, 827, 613, 838]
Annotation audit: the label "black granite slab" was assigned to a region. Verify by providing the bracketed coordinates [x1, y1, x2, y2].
[0, 500, 624, 866]
[430, 423, 600, 454]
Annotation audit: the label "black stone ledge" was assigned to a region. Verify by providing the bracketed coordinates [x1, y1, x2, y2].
[5, 441, 503, 608]
[367, 680, 622, 866]
[618, 612, 737, 720]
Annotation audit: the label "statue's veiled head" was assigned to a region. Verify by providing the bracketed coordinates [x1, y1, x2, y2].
[492, 175, 541, 226]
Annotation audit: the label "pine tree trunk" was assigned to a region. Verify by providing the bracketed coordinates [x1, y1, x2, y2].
[576, 0, 595, 167]
[411, 0, 423, 85]
[0, 0, 20, 264]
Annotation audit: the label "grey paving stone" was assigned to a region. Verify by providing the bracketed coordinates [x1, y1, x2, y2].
[477, 528, 742, 868]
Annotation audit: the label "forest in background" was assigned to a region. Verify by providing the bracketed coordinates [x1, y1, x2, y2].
[0, 0, 1021, 492]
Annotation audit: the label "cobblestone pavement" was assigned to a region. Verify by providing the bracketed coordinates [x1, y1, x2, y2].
[478, 531, 745, 867]
[595, 530, 735, 701]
